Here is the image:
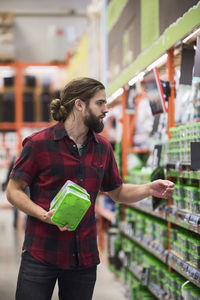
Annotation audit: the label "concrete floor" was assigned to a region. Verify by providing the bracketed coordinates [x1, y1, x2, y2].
[0, 192, 126, 300]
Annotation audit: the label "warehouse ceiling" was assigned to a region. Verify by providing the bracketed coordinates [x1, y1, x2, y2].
[0, 0, 92, 16]
[0, 0, 95, 62]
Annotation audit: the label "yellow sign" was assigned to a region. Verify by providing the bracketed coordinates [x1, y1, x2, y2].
[67, 33, 89, 81]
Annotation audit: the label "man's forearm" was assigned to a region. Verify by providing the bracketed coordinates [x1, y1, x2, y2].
[6, 181, 49, 223]
[107, 183, 151, 204]
[107, 180, 174, 204]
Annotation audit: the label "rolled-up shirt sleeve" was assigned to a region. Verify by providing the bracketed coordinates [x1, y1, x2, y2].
[10, 137, 38, 186]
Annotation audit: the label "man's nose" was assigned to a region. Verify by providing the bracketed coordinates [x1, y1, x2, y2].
[103, 104, 109, 114]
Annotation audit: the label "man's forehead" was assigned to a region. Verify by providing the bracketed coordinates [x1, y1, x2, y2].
[92, 90, 107, 100]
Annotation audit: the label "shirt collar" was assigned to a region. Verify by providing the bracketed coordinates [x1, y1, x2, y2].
[53, 121, 99, 143]
[91, 131, 99, 143]
[53, 121, 68, 140]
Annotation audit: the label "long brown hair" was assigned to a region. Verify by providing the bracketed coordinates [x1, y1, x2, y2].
[50, 77, 105, 121]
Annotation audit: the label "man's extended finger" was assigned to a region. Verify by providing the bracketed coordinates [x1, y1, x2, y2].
[58, 224, 69, 231]
[48, 209, 56, 216]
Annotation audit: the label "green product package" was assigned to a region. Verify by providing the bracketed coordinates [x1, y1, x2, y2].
[50, 180, 91, 230]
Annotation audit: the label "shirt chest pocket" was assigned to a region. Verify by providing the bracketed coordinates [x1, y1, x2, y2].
[91, 161, 104, 180]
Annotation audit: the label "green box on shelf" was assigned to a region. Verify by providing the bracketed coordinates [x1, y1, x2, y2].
[50, 180, 91, 230]
[192, 201, 200, 214]
[177, 232, 189, 249]
[190, 286, 200, 299]
[180, 245, 189, 261]
[189, 237, 200, 255]
[182, 282, 200, 300]
[189, 251, 200, 269]
[169, 169, 179, 178]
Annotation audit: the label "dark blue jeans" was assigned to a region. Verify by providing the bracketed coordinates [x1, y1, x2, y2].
[16, 251, 97, 300]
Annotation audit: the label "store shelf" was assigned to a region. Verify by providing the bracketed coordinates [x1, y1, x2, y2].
[120, 224, 168, 264]
[167, 162, 191, 169]
[128, 261, 143, 280]
[128, 203, 167, 221]
[0, 122, 53, 131]
[127, 147, 150, 154]
[127, 263, 167, 300]
[166, 206, 200, 234]
[169, 168, 200, 180]
[168, 251, 200, 288]
[148, 283, 168, 300]
[95, 205, 115, 222]
[0, 123, 16, 130]
[0, 61, 69, 159]
[107, 9, 200, 297]
[21, 122, 52, 128]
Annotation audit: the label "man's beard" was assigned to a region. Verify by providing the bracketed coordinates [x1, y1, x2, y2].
[84, 108, 105, 133]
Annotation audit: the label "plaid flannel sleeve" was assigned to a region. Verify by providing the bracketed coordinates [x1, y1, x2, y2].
[10, 137, 39, 186]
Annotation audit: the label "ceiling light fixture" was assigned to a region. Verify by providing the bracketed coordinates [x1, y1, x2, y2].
[182, 27, 200, 43]
[146, 53, 168, 72]
[108, 87, 124, 104]
[128, 71, 145, 86]
[25, 66, 60, 74]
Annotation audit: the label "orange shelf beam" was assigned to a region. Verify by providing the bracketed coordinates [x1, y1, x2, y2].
[21, 122, 52, 128]
[0, 59, 69, 155]
[0, 123, 16, 130]
[127, 147, 150, 154]
[20, 62, 68, 68]
[167, 47, 176, 137]
[121, 87, 128, 179]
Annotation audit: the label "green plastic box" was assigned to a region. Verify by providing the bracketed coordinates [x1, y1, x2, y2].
[50, 180, 91, 230]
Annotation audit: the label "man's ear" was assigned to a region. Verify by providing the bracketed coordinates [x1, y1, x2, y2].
[74, 99, 85, 111]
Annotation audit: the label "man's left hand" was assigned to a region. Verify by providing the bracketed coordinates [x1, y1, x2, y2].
[149, 179, 174, 199]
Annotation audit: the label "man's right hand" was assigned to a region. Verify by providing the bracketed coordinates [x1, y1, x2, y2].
[44, 209, 69, 231]
[44, 209, 56, 224]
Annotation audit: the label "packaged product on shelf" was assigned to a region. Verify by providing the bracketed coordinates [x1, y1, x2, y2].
[107, 228, 122, 271]
[182, 281, 200, 300]
[175, 85, 192, 125]
[2, 92, 15, 122]
[132, 97, 153, 149]
[150, 166, 167, 210]
[192, 201, 200, 214]
[23, 92, 35, 122]
[191, 77, 200, 121]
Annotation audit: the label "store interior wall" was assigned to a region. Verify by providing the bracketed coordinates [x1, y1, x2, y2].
[0, 0, 92, 62]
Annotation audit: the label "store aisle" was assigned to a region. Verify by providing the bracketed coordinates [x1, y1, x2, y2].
[93, 263, 126, 300]
[0, 193, 126, 300]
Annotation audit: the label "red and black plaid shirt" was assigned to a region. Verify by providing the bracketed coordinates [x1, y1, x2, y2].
[10, 121, 122, 269]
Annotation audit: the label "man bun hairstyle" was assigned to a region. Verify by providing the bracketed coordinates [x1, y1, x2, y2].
[50, 77, 105, 122]
[50, 98, 67, 122]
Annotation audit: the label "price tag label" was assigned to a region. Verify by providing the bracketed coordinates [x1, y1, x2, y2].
[141, 267, 150, 286]
[184, 213, 191, 223]
[168, 252, 173, 261]
[153, 145, 162, 168]
[175, 161, 181, 171]
[183, 263, 188, 272]
[194, 271, 200, 282]
[177, 258, 182, 267]
[191, 142, 200, 170]
[189, 215, 200, 229]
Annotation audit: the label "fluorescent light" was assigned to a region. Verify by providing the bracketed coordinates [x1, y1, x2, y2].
[0, 66, 15, 77]
[108, 87, 124, 103]
[128, 71, 145, 86]
[146, 54, 168, 72]
[182, 27, 200, 43]
[25, 66, 60, 74]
